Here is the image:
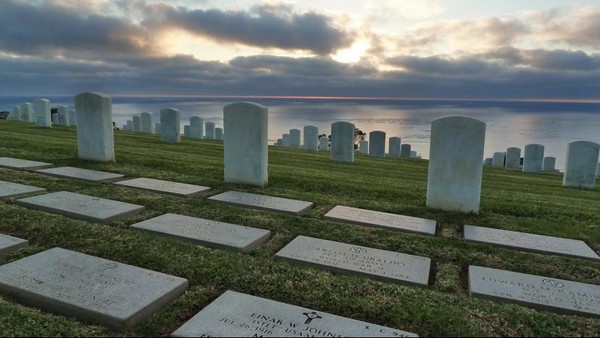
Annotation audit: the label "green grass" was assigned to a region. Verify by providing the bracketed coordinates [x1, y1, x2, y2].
[0, 120, 599, 337]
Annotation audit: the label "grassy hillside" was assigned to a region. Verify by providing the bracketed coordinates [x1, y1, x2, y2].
[0, 120, 598, 337]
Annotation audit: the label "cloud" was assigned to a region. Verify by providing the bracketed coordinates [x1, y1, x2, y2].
[484, 47, 600, 71]
[529, 6, 600, 48]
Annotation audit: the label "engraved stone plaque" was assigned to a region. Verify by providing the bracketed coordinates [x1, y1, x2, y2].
[0, 247, 188, 331]
[464, 225, 599, 261]
[0, 234, 28, 257]
[130, 213, 271, 253]
[275, 236, 430, 286]
[16, 191, 144, 224]
[324, 206, 436, 236]
[36, 166, 124, 182]
[0, 157, 52, 170]
[0, 180, 46, 198]
[208, 191, 314, 215]
[172, 290, 418, 337]
[114, 178, 211, 198]
[469, 265, 600, 318]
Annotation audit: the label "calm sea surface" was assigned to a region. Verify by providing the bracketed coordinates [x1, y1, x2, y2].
[2, 96, 599, 171]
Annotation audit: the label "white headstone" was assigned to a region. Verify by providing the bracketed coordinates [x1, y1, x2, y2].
[388, 137, 401, 158]
[75, 92, 115, 162]
[189, 116, 204, 139]
[289, 129, 301, 148]
[368, 131, 385, 158]
[205, 122, 215, 139]
[505, 147, 521, 168]
[522, 144, 544, 173]
[492, 152, 505, 167]
[303, 125, 319, 151]
[183, 125, 190, 137]
[160, 108, 180, 144]
[275, 138, 282, 146]
[400, 144, 411, 158]
[9, 106, 20, 121]
[359, 140, 368, 154]
[20, 102, 33, 122]
[132, 115, 141, 132]
[542, 156, 556, 171]
[57, 105, 69, 126]
[410, 151, 418, 158]
[140, 112, 153, 133]
[154, 122, 161, 135]
[68, 109, 76, 126]
[282, 133, 291, 147]
[563, 141, 600, 188]
[318, 135, 329, 151]
[215, 127, 223, 140]
[126, 120, 133, 131]
[426, 115, 485, 213]
[223, 102, 268, 187]
[330, 121, 355, 163]
[597, 163, 600, 176]
[34, 98, 51, 128]
[484, 158, 493, 166]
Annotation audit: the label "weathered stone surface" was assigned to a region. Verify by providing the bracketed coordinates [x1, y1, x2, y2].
[303, 125, 319, 151]
[324, 205, 436, 236]
[469, 265, 600, 318]
[0, 234, 28, 257]
[114, 177, 210, 197]
[205, 122, 216, 140]
[223, 102, 268, 187]
[563, 141, 599, 188]
[140, 112, 153, 133]
[34, 98, 51, 128]
[464, 225, 599, 260]
[160, 108, 180, 144]
[189, 116, 204, 139]
[276, 236, 431, 286]
[318, 135, 329, 151]
[0, 180, 46, 198]
[330, 121, 355, 163]
[208, 191, 313, 215]
[389, 137, 401, 158]
[542, 157, 556, 171]
[369, 131, 386, 158]
[172, 290, 418, 337]
[75, 92, 115, 161]
[289, 129, 301, 148]
[0, 247, 188, 331]
[0, 157, 52, 170]
[492, 152, 505, 167]
[426, 116, 485, 213]
[130, 213, 270, 253]
[36, 166, 124, 182]
[400, 144, 412, 158]
[16, 191, 144, 224]
[505, 147, 521, 168]
[523, 144, 544, 173]
[57, 105, 69, 126]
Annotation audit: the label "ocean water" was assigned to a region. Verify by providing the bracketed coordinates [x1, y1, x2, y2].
[2, 95, 599, 171]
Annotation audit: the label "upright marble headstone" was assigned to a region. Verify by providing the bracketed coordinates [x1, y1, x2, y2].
[34, 98, 51, 128]
[132, 115, 141, 132]
[303, 125, 319, 151]
[400, 144, 412, 158]
[275, 139, 282, 146]
[160, 108, 180, 144]
[126, 120, 133, 131]
[318, 135, 329, 151]
[223, 102, 268, 187]
[189, 116, 204, 139]
[484, 158, 493, 166]
[359, 140, 368, 154]
[215, 127, 223, 140]
[205, 122, 215, 140]
[20, 102, 33, 122]
[597, 163, 600, 176]
[368, 131, 386, 158]
[522, 144, 544, 173]
[75, 92, 115, 162]
[140, 112, 153, 133]
[8, 106, 20, 121]
[282, 133, 291, 147]
[183, 125, 190, 137]
[388, 137, 401, 158]
[289, 129, 301, 148]
[330, 121, 355, 163]
[542, 157, 556, 171]
[505, 147, 521, 169]
[154, 122, 161, 135]
[563, 141, 600, 188]
[492, 152, 505, 167]
[68, 109, 76, 126]
[57, 105, 69, 126]
[426, 115, 485, 213]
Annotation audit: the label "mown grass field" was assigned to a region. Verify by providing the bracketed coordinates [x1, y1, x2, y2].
[0, 120, 598, 337]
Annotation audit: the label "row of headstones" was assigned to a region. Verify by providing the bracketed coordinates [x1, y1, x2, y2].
[485, 150, 560, 172]
[121, 114, 225, 140]
[358, 133, 421, 159]
[6, 100, 77, 127]
[274, 126, 322, 151]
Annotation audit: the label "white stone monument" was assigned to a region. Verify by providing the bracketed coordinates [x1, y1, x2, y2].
[57, 105, 69, 126]
[282, 133, 291, 147]
[140, 112, 153, 133]
[289, 129, 301, 148]
[205, 122, 215, 139]
[303, 125, 319, 151]
[154, 122, 161, 135]
[34, 98, 51, 128]
[189, 116, 204, 139]
[68, 110, 76, 126]
[9, 106, 20, 121]
[563, 141, 599, 188]
[389, 137, 401, 158]
[492, 152, 505, 167]
[542, 157, 556, 172]
[275, 139, 282, 146]
[319, 135, 328, 151]
[132, 115, 141, 132]
[183, 125, 190, 137]
[400, 144, 412, 158]
[215, 127, 223, 140]
[359, 140, 368, 154]
[330, 121, 355, 163]
[20, 102, 33, 122]
[522, 144, 544, 173]
[75, 92, 115, 162]
[505, 147, 521, 169]
[223, 102, 268, 187]
[368, 131, 386, 158]
[426, 115, 486, 213]
[160, 108, 180, 143]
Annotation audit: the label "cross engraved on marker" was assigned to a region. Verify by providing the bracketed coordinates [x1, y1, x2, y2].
[303, 311, 322, 324]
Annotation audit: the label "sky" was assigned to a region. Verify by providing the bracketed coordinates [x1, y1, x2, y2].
[1, 0, 599, 99]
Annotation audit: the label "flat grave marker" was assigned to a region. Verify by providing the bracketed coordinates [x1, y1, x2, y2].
[464, 225, 599, 261]
[0, 247, 188, 331]
[208, 191, 314, 215]
[0, 157, 52, 170]
[172, 290, 418, 337]
[0, 234, 28, 257]
[130, 213, 271, 253]
[36, 166, 124, 182]
[114, 178, 210, 198]
[324, 205, 436, 236]
[16, 191, 144, 224]
[0, 180, 46, 198]
[275, 235, 431, 286]
[469, 265, 600, 318]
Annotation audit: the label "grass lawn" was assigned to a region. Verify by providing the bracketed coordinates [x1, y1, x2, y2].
[0, 120, 598, 337]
